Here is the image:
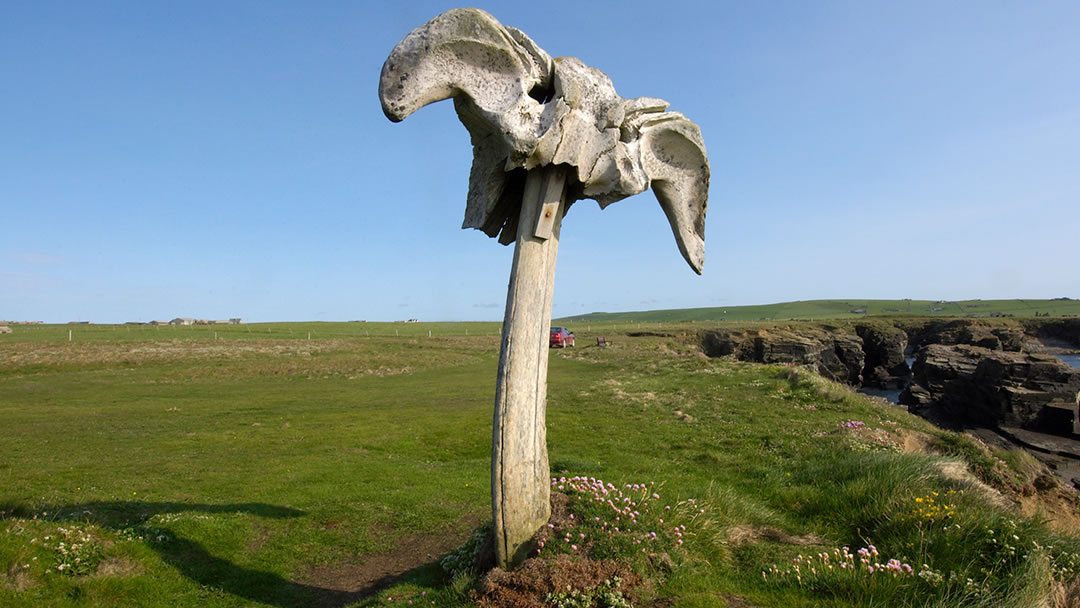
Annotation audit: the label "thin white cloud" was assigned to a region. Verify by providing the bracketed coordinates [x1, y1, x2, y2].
[10, 252, 66, 265]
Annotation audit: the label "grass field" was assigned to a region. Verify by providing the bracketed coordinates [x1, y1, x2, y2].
[0, 321, 505, 343]
[4, 298, 1077, 345]
[3, 326, 1080, 606]
[555, 298, 1080, 324]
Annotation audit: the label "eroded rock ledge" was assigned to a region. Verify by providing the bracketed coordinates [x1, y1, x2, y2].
[701, 323, 907, 388]
[900, 344, 1080, 432]
[701, 318, 1080, 435]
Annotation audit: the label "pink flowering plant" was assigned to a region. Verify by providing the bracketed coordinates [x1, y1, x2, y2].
[536, 476, 706, 571]
[763, 543, 928, 593]
[763, 487, 1080, 603]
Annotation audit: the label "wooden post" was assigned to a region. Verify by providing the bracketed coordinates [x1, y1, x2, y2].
[491, 165, 567, 569]
[379, 8, 708, 573]
[68, 329, 72, 342]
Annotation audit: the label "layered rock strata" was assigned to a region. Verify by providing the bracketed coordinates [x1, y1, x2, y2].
[900, 344, 1080, 434]
[855, 324, 909, 388]
[702, 327, 869, 386]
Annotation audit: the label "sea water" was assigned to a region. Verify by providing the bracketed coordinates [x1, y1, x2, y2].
[856, 357, 916, 404]
[1055, 353, 1080, 370]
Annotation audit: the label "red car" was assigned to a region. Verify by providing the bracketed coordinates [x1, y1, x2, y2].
[550, 326, 575, 348]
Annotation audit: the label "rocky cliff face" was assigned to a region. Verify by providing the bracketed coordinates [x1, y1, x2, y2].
[702, 318, 1080, 435]
[702, 326, 879, 386]
[901, 319, 1027, 352]
[900, 344, 1080, 433]
[855, 324, 909, 388]
[755, 328, 865, 385]
[1026, 319, 1080, 348]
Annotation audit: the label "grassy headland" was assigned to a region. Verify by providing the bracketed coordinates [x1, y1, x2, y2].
[556, 298, 1080, 324]
[2, 324, 1079, 606]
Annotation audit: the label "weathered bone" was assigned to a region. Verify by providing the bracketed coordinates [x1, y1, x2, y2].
[379, 8, 710, 569]
[379, 7, 709, 273]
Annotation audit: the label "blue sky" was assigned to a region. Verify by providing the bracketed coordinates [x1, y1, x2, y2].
[3, 1, 1078, 323]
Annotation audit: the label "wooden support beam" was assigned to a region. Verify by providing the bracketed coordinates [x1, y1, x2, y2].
[491, 165, 567, 569]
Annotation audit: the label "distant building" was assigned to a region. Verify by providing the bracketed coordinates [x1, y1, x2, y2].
[148, 320, 169, 326]
[0, 326, 12, 334]
[170, 318, 196, 326]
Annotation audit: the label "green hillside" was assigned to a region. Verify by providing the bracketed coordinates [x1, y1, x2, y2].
[556, 298, 1080, 324]
[3, 326, 1079, 606]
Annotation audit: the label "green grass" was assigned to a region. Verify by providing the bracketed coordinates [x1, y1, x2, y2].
[4, 297, 1077, 346]
[0, 321, 505, 343]
[2, 327, 1079, 607]
[555, 298, 1080, 324]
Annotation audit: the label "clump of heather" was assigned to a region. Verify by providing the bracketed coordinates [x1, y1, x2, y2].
[536, 476, 706, 571]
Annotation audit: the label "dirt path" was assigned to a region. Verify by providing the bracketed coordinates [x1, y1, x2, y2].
[295, 518, 479, 607]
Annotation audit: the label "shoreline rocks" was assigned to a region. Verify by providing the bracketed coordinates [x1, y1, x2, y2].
[1026, 319, 1080, 349]
[900, 344, 1080, 433]
[855, 324, 909, 388]
[702, 318, 1080, 436]
[900, 319, 1027, 352]
[702, 326, 866, 385]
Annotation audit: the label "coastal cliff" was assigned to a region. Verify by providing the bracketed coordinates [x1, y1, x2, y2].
[702, 318, 1080, 435]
